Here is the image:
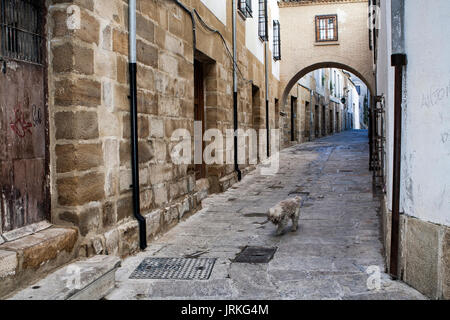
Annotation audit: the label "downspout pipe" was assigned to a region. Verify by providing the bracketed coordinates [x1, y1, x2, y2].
[129, 0, 147, 250]
[264, 0, 270, 158]
[389, 0, 407, 279]
[265, 41, 270, 157]
[232, 0, 242, 180]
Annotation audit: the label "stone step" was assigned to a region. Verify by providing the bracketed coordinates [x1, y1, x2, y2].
[0, 226, 79, 299]
[9, 255, 121, 300]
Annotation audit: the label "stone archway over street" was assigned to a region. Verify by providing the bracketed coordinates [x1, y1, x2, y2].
[279, 0, 375, 106]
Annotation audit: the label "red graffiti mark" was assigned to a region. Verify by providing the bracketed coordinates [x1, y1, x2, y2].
[10, 106, 33, 138]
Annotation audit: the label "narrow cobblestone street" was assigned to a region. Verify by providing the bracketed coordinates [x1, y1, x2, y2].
[107, 131, 425, 300]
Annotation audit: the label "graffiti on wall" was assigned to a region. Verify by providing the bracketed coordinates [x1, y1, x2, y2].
[9, 105, 33, 138]
[32, 105, 43, 127]
[420, 81, 450, 108]
[6, 102, 42, 138]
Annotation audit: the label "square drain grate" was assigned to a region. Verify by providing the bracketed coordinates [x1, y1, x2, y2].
[129, 257, 216, 280]
[234, 246, 277, 263]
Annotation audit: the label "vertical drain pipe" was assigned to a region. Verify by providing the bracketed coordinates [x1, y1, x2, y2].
[232, 0, 242, 180]
[129, 0, 147, 250]
[264, 0, 270, 158]
[265, 42, 270, 157]
[389, 0, 407, 279]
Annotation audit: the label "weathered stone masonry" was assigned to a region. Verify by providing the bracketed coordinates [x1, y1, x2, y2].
[0, 0, 364, 298]
[45, 0, 281, 262]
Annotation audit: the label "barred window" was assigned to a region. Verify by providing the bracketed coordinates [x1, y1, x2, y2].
[0, 0, 45, 65]
[238, 0, 252, 18]
[315, 15, 338, 42]
[258, 0, 267, 41]
[273, 20, 281, 60]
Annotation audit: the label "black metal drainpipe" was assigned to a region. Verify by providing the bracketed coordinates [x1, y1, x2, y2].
[390, 53, 407, 279]
[265, 43, 270, 157]
[389, 0, 407, 280]
[127, 0, 194, 249]
[129, 0, 146, 250]
[232, 0, 242, 180]
[264, 1, 270, 158]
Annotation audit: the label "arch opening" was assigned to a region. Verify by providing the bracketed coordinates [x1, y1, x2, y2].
[282, 62, 374, 108]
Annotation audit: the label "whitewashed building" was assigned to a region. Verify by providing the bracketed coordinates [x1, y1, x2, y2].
[374, 0, 450, 300]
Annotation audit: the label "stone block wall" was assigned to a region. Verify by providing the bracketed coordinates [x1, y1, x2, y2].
[282, 68, 345, 147]
[381, 199, 450, 299]
[45, 0, 280, 259]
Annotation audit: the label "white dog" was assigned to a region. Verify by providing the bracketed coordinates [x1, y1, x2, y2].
[267, 196, 302, 235]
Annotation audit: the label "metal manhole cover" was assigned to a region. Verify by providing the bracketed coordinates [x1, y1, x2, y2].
[234, 246, 277, 263]
[129, 258, 216, 280]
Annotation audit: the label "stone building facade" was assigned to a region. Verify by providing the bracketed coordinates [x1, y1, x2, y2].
[278, 0, 375, 107]
[0, 0, 288, 297]
[283, 67, 358, 147]
[0, 0, 358, 297]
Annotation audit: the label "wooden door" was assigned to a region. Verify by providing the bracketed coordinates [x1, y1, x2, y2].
[329, 109, 333, 134]
[291, 97, 296, 141]
[315, 105, 319, 137]
[304, 101, 309, 138]
[274, 99, 279, 129]
[0, 0, 48, 234]
[336, 110, 340, 132]
[322, 105, 326, 136]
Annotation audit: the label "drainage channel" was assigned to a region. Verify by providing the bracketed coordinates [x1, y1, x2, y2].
[129, 258, 216, 280]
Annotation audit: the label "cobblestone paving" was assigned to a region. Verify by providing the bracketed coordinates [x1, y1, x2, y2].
[107, 131, 426, 300]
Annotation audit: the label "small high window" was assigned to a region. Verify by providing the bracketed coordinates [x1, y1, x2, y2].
[238, 0, 252, 18]
[315, 15, 338, 42]
[0, 0, 44, 65]
[258, 0, 267, 41]
[273, 20, 281, 60]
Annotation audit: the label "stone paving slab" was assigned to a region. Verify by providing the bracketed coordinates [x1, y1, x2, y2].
[107, 131, 427, 300]
[10, 255, 121, 300]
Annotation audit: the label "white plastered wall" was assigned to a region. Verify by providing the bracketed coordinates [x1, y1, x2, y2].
[200, 0, 227, 25]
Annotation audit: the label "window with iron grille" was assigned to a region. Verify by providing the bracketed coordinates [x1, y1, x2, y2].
[238, 0, 252, 18]
[315, 15, 338, 42]
[0, 0, 44, 65]
[258, 0, 267, 41]
[273, 20, 281, 60]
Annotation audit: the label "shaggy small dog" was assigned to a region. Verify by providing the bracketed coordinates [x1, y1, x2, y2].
[267, 196, 302, 235]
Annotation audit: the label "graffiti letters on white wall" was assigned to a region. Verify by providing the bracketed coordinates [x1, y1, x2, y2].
[421, 81, 450, 108]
